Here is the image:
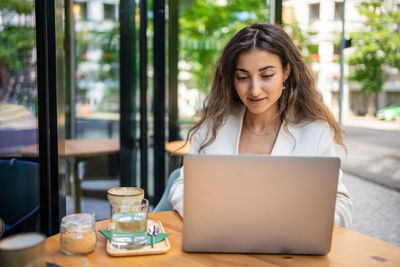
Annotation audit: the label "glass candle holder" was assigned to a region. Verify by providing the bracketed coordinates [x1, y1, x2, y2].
[60, 213, 96, 255]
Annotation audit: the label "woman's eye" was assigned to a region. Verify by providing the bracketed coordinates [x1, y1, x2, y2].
[236, 76, 248, 80]
[262, 74, 274, 78]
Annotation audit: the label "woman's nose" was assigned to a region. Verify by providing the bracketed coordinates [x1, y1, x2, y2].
[249, 78, 261, 96]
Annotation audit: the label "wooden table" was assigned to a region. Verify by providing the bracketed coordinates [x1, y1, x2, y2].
[165, 140, 191, 173]
[46, 211, 400, 266]
[165, 140, 191, 156]
[20, 139, 120, 212]
[19, 139, 120, 158]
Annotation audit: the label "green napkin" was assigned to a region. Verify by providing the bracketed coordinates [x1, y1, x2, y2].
[98, 230, 169, 246]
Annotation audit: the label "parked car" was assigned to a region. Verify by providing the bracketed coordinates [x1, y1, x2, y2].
[376, 105, 400, 121]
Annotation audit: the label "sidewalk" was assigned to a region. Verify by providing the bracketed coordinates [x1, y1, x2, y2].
[340, 115, 400, 191]
[345, 172, 400, 247]
[343, 114, 400, 131]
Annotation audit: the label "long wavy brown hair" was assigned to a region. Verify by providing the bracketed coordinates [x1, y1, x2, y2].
[187, 23, 345, 152]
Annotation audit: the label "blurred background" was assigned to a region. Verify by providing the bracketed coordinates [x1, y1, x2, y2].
[0, 0, 399, 246]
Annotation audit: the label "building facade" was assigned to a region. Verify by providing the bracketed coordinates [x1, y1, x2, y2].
[283, 0, 400, 117]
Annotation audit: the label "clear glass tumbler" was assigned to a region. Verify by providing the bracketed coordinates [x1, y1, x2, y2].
[110, 198, 149, 250]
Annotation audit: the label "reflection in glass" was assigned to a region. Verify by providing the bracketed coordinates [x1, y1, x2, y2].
[67, 0, 121, 219]
[0, 1, 37, 156]
[74, 0, 120, 139]
[0, 1, 39, 236]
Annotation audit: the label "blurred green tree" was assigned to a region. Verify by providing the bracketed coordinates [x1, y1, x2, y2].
[0, 0, 35, 102]
[347, 1, 400, 113]
[180, 0, 269, 92]
[283, 22, 317, 69]
[180, 1, 317, 93]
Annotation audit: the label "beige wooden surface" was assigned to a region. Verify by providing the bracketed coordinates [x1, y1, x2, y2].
[165, 140, 191, 156]
[19, 139, 120, 158]
[46, 211, 400, 266]
[21, 139, 188, 157]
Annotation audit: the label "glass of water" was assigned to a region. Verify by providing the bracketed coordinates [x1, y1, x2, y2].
[110, 198, 149, 250]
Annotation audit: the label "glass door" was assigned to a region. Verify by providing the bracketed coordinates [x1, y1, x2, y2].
[0, 0, 41, 236]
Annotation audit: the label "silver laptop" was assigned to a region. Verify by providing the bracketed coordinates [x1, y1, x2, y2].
[182, 155, 340, 255]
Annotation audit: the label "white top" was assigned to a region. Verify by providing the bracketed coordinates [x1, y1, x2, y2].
[169, 105, 352, 228]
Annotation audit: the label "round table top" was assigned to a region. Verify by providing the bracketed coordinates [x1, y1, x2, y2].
[19, 139, 120, 158]
[165, 140, 191, 156]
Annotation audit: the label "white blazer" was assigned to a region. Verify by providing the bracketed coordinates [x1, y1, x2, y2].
[169, 105, 352, 228]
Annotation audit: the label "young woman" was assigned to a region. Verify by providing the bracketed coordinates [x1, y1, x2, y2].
[169, 23, 352, 227]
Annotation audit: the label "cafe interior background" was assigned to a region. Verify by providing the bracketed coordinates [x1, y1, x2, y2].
[0, 0, 399, 245]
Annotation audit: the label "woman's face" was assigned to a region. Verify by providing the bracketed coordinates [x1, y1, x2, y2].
[234, 48, 290, 116]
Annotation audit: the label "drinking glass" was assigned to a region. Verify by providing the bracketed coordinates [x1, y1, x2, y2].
[110, 198, 149, 250]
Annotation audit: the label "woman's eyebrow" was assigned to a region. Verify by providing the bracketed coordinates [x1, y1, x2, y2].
[235, 68, 248, 73]
[235, 65, 276, 72]
[258, 65, 275, 71]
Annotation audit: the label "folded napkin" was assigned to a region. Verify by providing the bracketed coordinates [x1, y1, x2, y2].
[98, 230, 169, 246]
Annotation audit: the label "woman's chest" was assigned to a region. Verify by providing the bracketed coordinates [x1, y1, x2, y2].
[238, 131, 278, 155]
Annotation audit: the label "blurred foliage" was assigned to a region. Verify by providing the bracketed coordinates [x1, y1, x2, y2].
[0, 0, 35, 105]
[0, 0, 33, 14]
[283, 22, 317, 68]
[0, 0, 34, 70]
[347, 1, 400, 94]
[180, 0, 269, 92]
[180, 1, 317, 92]
[0, 26, 34, 70]
[97, 26, 120, 80]
[73, 3, 122, 113]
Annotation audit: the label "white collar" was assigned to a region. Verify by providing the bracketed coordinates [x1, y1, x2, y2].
[234, 105, 296, 155]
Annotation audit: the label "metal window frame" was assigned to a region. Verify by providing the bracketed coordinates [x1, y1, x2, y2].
[168, 0, 179, 142]
[139, 0, 148, 195]
[120, 0, 137, 187]
[35, 0, 63, 236]
[153, 0, 166, 205]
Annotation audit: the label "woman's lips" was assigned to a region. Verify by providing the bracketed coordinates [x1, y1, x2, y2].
[248, 97, 266, 104]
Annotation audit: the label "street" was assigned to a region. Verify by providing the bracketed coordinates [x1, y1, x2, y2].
[340, 123, 400, 191]
[341, 117, 400, 247]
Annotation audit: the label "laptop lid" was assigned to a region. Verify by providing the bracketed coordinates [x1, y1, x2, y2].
[182, 155, 340, 255]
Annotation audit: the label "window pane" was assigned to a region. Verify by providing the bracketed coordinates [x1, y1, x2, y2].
[0, 1, 40, 235]
[104, 4, 117, 21]
[75, 1, 120, 139]
[335, 2, 343, 20]
[309, 3, 320, 20]
[70, 0, 120, 219]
